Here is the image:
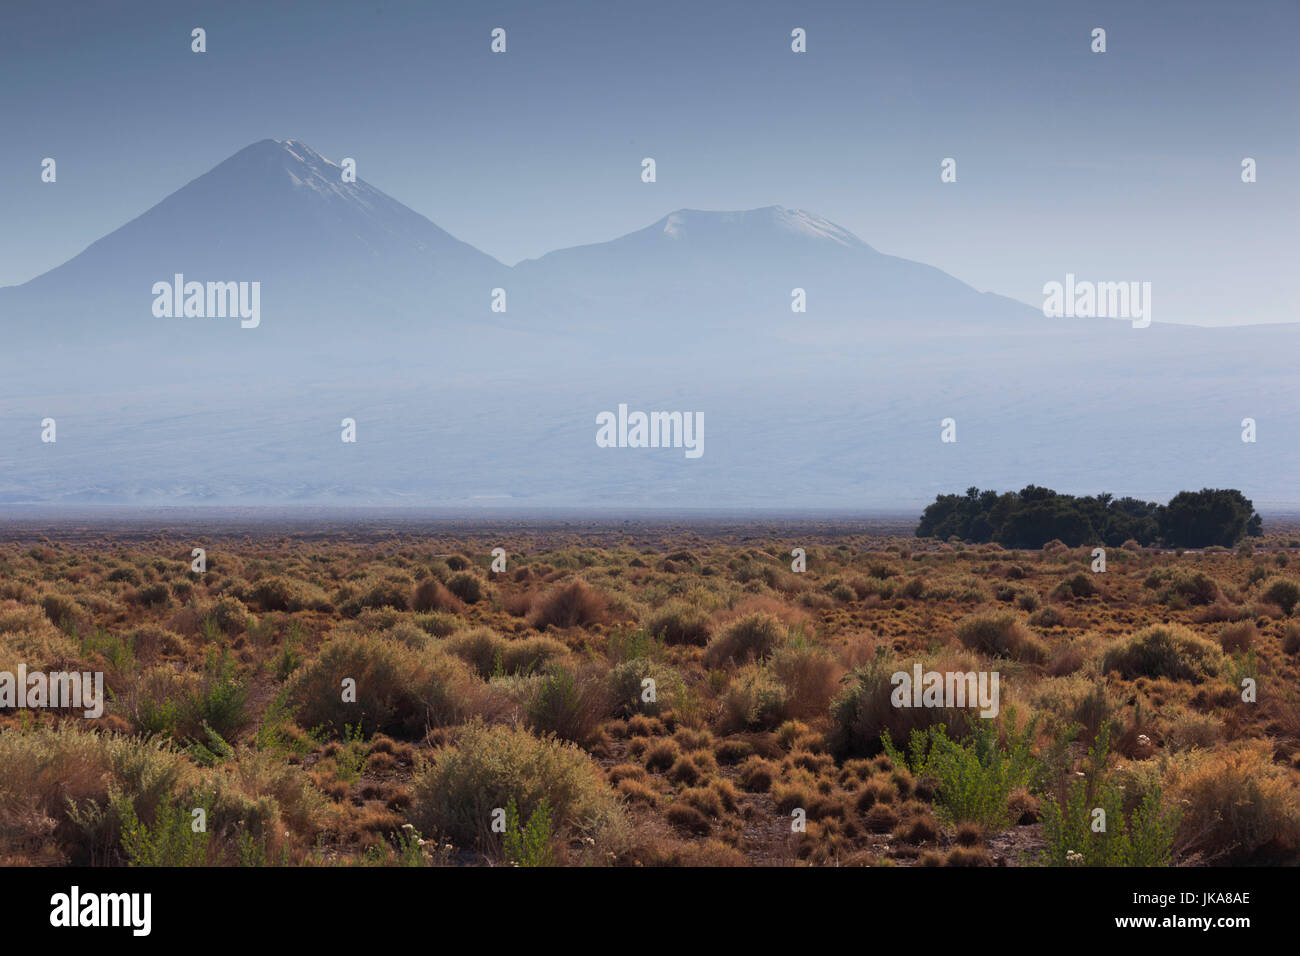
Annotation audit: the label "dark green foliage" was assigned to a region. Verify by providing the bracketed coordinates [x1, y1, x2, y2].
[917, 486, 1260, 550]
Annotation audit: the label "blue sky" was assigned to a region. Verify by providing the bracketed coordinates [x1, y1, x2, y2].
[2, 0, 1296, 324]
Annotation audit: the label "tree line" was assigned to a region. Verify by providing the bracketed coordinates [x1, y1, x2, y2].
[915, 486, 1263, 549]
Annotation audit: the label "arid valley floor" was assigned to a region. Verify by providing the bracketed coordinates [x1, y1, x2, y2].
[2, 515, 1298, 868]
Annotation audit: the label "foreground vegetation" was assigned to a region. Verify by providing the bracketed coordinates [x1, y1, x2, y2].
[2, 522, 1299, 867]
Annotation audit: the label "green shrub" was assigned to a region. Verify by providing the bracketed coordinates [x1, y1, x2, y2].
[1053, 572, 1100, 600]
[414, 612, 462, 638]
[0, 725, 193, 864]
[190, 650, 251, 741]
[137, 582, 173, 608]
[526, 666, 609, 745]
[717, 663, 789, 732]
[1101, 624, 1224, 682]
[249, 575, 328, 612]
[882, 715, 1038, 830]
[500, 636, 570, 676]
[954, 610, 1047, 663]
[205, 596, 249, 635]
[829, 652, 973, 758]
[1282, 622, 1300, 655]
[644, 600, 711, 646]
[502, 796, 555, 867]
[409, 721, 619, 849]
[444, 571, 485, 605]
[1038, 727, 1180, 866]
[114, 790, 212, 866]
[340, 574, 414, 615]
[1167, 739, 1300, 864]
[40, 592, 82, 628]
[286, 632, 475, 738]
[1146, 568, 1222, 608]
[606, 657, 677, 717]
[442, 627, 507, 678]
[1260, 577, 1300, 615]
[704, 612, 784, 667]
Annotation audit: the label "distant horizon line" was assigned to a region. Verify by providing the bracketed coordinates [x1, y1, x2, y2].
[3, 504, 1300, 522]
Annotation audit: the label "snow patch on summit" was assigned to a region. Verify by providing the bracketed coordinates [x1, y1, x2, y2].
[773, 208, 863, 247]
[271, 139, 378, 211]
[659, 206, 864, 247]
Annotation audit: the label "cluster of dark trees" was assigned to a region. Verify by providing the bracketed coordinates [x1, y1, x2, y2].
[916, 486, 1263, 549]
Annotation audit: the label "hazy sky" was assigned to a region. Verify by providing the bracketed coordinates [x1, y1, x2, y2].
[2, 0, 1296, 325]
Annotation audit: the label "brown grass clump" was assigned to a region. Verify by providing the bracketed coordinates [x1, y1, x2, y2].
[410, 577, 465, 614]
[895, 815, 940, 844]
[364, 751, 399, 774]
[768, 643, 841, 718]
[1217, 620, 1257, 654]
[862, 804, 900, 832]
[1006, 787, 1040, 824]
[1195, 602, 1249, 624]
[606, 763, 647, 785]
[945, 846, 993, 866]
[644, 739, 681, 773]
[679, 786, 724, 818]
[665, 803, 711, 836]
[714, 738, 754, 764]
[617, 778, 659, 807]
[626, 714, 667, 737]
[738, 757, 777, 792]
[670, 838, 748, 867]
[529, 579, 609, 630]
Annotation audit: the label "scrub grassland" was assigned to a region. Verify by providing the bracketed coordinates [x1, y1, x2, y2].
[2, 520, 1299, 868]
